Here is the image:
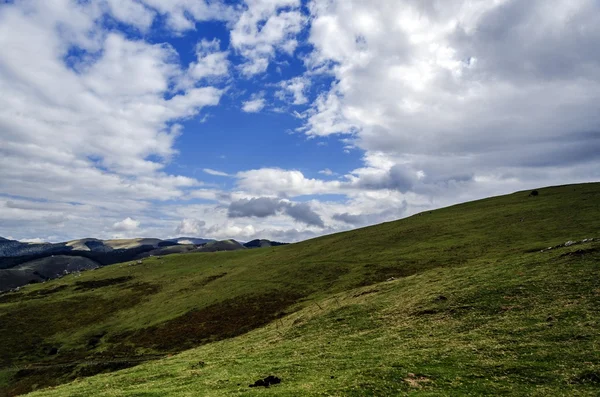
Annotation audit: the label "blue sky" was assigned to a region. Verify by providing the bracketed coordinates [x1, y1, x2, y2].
[0, 0, 599, 243]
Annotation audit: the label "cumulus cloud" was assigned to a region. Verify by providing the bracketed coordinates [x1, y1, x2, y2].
[231, 0, 305, 75]
[175, 218, 206, 235]
[236, 168, 342, 196]
[351, 164, 418, 193]
[318, 168, 335, 176]
[136, 0, 235, 32]
[228, 197, 324, 227]
[333, 201, 408, 227]
[242, 96, 266, 113]
[112, 217, 140, 231]
[284, 202, 324, 227]
[0, 0, 227, 240]
[104, 0, 156, 30]
[276, 76, 310, 105]
[177, 39, 230, 90]
[302, 0, 600, 191]
[228, 197, 282, 218]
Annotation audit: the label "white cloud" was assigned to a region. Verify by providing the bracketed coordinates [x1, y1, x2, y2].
[242, 97, 266, 113]
[136, 0, 235, 31]
[175, 218, 206, 235]
[20, 237, 48, 244]
[276, 76, 310, 105]
[318, 168, 335, 176]
[0, 0, 228, 241]
[302, 0, 600, 175]
[104, 0, 156, 30]
[278, 0, 600, 230]
[231, 0, 305, 75]
[300, 89, 358, 136]
[177, 39, 230, 90]
[203, 168, 230, 177]
[112, 217, 140, 231]
[236, 168, 342, 196]
[206, 223, 257, 240]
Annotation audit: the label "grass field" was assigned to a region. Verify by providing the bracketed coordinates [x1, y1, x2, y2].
[1, 183, 599, 396]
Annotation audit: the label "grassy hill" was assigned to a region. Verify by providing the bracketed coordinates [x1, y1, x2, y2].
[1, 183, 599, 396]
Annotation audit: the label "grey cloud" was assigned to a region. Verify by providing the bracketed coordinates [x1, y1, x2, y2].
[228, 197, 325, 228]
[332, 212, 367, 225]
[44, 214, 68, 225]
[355, 165, 417, 192]
[333, 202, 408, 227]
[267, 227, 336, 243]
[452, 0, 600, 83]
[284, 202, 324, 228]
[228, 197, 282, 218]
[175, 219, 206, 235]
[306, 0, 600, 195]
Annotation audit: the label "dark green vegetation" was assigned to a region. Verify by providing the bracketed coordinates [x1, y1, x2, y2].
[1, 183, 599, 396]
[243, 239, 287, 248]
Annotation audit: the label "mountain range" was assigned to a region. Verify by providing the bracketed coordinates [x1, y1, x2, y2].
[0, 237, 286, 291]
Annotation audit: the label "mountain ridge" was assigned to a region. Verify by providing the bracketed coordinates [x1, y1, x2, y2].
[0, 237, 286, 291]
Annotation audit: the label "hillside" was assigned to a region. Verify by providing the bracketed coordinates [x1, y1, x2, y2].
[0, 238, 282, 292]
[243, 239, 288, 248]
[0, 183, 599, 396]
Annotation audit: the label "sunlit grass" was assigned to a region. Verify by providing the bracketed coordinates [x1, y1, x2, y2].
[1, 182, 599, 396]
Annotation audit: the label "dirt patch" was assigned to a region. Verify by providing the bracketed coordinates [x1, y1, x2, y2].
[74, 276, 133, 290]
[113, 291, 302, 351]
[404, 373, 432, 388]
[249, 375, 281, 388]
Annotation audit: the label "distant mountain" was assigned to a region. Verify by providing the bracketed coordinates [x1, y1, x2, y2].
[137, 238, 288, 259]
[0, 237, 58, 259]
[0, 238, 173, 291]
[197, 239, 246, 252]
[0, 255, 99, 291]
[0, 236, 287, 291]
[243, 239, 288, 249]
[166, 237, 216, 245]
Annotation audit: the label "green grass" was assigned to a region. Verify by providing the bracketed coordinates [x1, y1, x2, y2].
[1, 183, 599, 396]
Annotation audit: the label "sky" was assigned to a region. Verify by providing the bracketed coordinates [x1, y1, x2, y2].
[0, 0, 599, 243]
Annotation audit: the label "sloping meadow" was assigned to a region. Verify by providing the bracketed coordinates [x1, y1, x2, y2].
[1, 183, 599, 396]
